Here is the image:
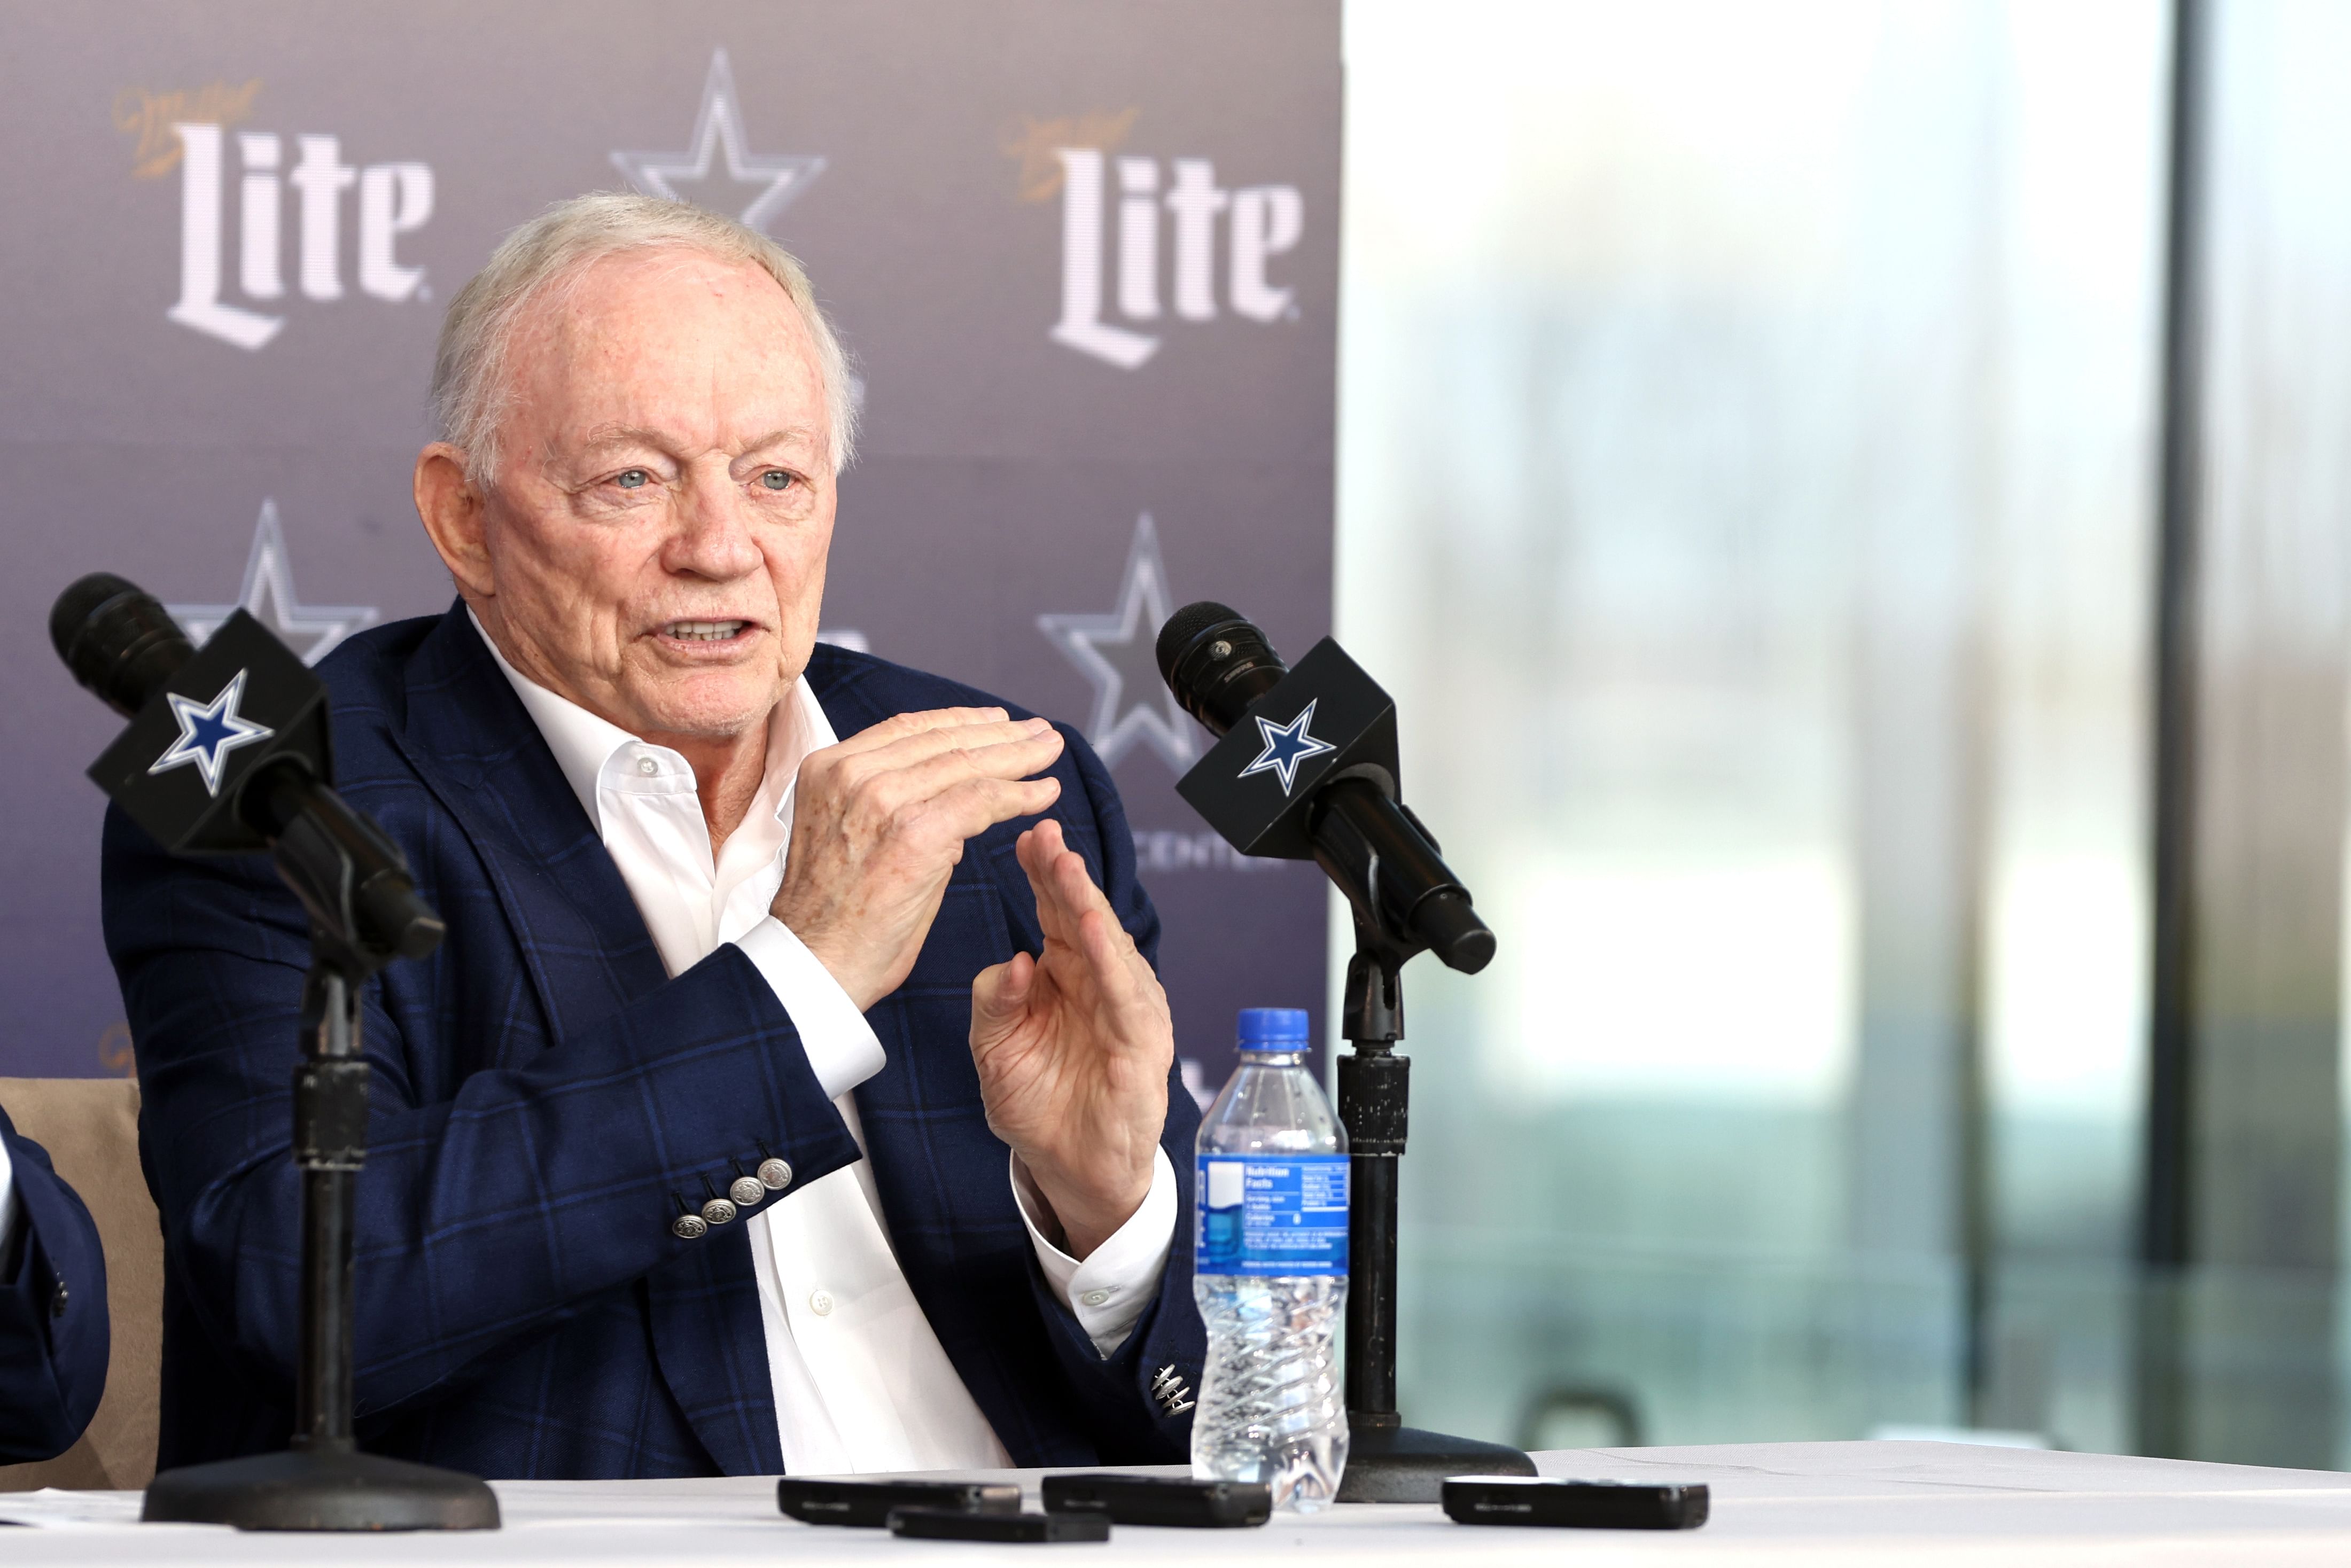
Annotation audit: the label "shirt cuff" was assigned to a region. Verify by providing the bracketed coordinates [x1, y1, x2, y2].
[733, 917, 887, 1101]
[1011, 1145, 1178, 1357]
[0, 1133, 15, 1259]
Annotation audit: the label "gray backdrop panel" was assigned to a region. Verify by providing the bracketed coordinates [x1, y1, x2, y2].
[0, 1, 1337, 1083]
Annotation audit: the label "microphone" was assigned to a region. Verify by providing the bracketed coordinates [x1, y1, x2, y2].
[52, 574, 441, 962]
[1156, 602, 1493, 974]
[56, 587, 496, 1528]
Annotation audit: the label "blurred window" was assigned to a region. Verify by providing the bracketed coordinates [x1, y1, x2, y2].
[1340, 0, 2161, 1450]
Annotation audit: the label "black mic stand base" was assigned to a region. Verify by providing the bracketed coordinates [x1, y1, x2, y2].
[142, 1448, 500, 1532]
[1337, 1418, 1536, 1503]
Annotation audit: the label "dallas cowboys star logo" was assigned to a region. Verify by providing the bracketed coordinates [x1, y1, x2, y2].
[1238, 700, 1336, 796]
[168, 501, 379, 666]
[148, 669, 274, 797]
[611, 49, 826, 232]
[1037, 514, 1199, 771]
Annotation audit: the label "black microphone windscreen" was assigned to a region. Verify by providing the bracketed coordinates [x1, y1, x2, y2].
[52, 573, 197, 720]
[1155, 600, 1247, 688]
[1157, 601, 1293, 737]
[49, 573, 137, 665]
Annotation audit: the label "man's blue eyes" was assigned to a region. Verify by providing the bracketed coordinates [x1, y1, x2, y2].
[609, 470, 791, 491]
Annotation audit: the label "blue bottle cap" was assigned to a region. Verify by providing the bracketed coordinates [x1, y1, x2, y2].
[1236, 1008, 1311, 1048]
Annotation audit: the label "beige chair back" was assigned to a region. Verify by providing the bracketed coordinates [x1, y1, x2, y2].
[0, 1076, 160, 1491]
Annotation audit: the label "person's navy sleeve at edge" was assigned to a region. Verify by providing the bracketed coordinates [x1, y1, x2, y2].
[0, 1110, 110, 1463]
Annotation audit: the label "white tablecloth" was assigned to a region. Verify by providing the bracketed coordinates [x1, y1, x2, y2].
[6, 1441, 2351, 1564]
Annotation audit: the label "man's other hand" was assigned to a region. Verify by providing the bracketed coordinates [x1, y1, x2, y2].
[775, 708, 1064, 1011]
[969, 820, 1173, 1260]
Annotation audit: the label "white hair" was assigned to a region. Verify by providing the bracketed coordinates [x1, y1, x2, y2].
[430, 191, 858, 485]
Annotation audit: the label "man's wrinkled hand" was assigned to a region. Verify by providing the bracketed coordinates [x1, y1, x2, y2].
[969, 819, 1172, 1260]
[773, 708, 1064, 1012]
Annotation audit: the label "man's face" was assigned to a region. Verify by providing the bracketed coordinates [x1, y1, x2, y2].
[466, 247, 835, 743]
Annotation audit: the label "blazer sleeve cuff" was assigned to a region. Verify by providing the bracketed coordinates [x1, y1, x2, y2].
[733, 917, 887, 1101]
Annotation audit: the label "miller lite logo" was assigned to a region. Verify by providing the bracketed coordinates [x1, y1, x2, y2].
[168, 122, 435, 350]
[1037, 142, 1304, 370]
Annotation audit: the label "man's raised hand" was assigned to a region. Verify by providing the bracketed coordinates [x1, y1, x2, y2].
[969, 819, 1173, 1260]
[774, 708, 1064, 1011]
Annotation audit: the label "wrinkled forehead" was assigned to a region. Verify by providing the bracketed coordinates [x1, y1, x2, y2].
[498, 247, 829, 459]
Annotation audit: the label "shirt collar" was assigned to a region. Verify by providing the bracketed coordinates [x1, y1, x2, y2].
[468, 609, 827, 833]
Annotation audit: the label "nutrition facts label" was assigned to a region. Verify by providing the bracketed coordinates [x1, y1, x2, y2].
[1195, 1154, 1351, 1275]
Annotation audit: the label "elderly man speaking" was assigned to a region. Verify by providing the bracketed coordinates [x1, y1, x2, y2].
[103, 192, 1204, 1479]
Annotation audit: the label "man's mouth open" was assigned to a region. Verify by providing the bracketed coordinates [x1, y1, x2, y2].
[658, 619, 756, 646]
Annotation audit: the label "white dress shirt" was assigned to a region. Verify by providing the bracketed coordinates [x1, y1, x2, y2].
[474, 618, 1176, 1473]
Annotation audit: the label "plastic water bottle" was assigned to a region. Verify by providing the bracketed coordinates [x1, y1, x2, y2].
[1192, 1007, 1350, 1511]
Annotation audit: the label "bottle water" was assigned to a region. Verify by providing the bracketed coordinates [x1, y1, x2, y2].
[1192, 1007, 1350, 1511]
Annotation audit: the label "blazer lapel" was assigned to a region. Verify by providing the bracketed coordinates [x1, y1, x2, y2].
[388, 604, 668, 1049]
[390, 603, 779, 1476]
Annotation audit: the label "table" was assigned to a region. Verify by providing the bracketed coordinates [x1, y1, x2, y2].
[7, 1441, 2351, 1564]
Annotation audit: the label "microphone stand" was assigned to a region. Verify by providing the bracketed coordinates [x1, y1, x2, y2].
[1152, 610, 1531, 1500]
[1334, 916, 1536, 1502]
[141, 779, 500, 1531]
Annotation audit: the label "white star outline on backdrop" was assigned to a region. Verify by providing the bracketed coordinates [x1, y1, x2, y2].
[1237, 699, 1337, 795]
[610, 49, 827, 232]
[1036, 514, 1201, 772]
[167, 500, 381, 666]
[147, 668, 275, 797]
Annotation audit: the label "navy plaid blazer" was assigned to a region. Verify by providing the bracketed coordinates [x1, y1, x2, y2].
[102, 602, 1205, 1479]
[0, 1107, 110, 1462]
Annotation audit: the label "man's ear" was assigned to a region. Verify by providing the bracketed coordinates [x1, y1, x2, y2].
[414, 444, 495, 598]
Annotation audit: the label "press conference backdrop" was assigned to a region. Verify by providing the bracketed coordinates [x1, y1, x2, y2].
[0, 2, 1339, 1083]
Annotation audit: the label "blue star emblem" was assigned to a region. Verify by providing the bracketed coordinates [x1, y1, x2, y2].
[1237, 699, 1337, 796]
[147, 669, 275, 797]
